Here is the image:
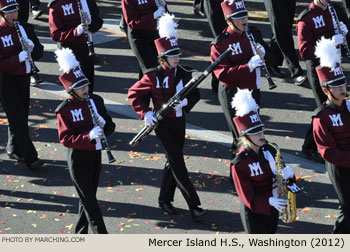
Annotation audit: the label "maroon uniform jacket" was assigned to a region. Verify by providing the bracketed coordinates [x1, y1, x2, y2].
[49, 0, 103, 44]
[56, 94, 115, 151]
[313, 100, 350, 167]
[210, 26, 261, 91]
[297, 2, 335, 61]
[0, 19, 43, 75]
[128, 65, 200, 119]
[231, 144, 277, 215]
[122, 0, 158, 31]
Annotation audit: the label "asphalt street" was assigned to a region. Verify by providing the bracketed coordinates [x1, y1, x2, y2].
[0, 0, 346, 234]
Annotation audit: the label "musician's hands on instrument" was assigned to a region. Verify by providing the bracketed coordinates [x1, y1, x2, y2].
[248, 55, 263, 72]
[281, 166, 294, 180]
[332, 34, 344, 46]
[339, 21, 348, 36]
[144, 111, 157, 127]
[95, 114, 106, 128]
[153, 6, 165, 19]
[82, 11, 91, 24]
[23, 39, 34, 52]
[89, 126, 103, 141]
[76, 23, 89, 36]
[269, 197, 288, 213]
[172, 98, 188, 112]
[158, 0, 166, 7]
[256, 43, 265, 58]
[18, 50, 29, 63]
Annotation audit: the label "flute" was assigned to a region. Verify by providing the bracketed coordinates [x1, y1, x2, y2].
[85, 94, 116, 163]
[13, 21, 42, 84]
[77, 0, 95, 57]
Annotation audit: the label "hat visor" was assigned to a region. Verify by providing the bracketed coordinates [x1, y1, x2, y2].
[68, 78, 90, 92]
[321, 76, 347, 87]
[159, 48, 181, 58]
[0, 4, 19, 13]
[226, 10, 248, 20]
[241, 124, 265, 136]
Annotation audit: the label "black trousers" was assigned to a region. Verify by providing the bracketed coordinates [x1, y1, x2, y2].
[240, 201, 279, 234]
[127, 29, 159, 79]
[59, 43, 95, 93]
[218, 83, 260, 151]
[155, 117, 201, 209]
[67, 148, 108, 234]
[0, 73, 38, 166]
[325, 162, 350, 234]
[264, 0, 303, 78]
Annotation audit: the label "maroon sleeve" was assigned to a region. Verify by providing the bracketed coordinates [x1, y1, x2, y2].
[210, 44, 257, 90]
[231, 162, 271, 215]
[313, 116, 350, 167]
[122, 0, 156, 31]
[57, 112, 96, 151]
[49, 4, 86, 43]
[297, 20, 316, 60]
[128, 73, 154, 119]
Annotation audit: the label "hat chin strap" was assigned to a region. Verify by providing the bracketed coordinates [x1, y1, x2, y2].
[246, 134, 260, 147]
[326, 86, 339, 101]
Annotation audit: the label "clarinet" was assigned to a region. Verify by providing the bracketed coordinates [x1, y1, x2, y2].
[129, 45, 235, 146]
[85, 94, 116, 163]
[244, 25, 277, 90]
[13, 21, 42, 84]
[77, 0, 95, 57]
[328, 4, 350, 57]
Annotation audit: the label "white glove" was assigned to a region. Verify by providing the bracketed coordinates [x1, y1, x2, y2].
[173, 98, 188, 112]
[158, 0, 166, 7]
[269, 197, 288, 213]
[153, 7, 165, 19]
[18, 50, 29, 62]
[256, 43, 266, 58]
[339, 21, 348, 36]
[281, 166, 294, 180]
[76, 24, 85, 36]
[332, 34, 344, 46]
[95, 114, 106, 128]
[144, 111, 157, 127]
[248, 55, 263, 72]
[25, 39, 34, 52]
[89, 126, 103, 141]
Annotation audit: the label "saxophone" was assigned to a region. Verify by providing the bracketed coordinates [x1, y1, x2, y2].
[272, 143, 297, 223]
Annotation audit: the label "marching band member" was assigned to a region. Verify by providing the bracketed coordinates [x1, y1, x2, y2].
[297, 0, 349, 163]
[48, 0, 103, 93]
[0, 0, 44, 170]
[128, 14, 208, 220]
[313, 37, 350, 233]
[55, 48, 115, 234]
[231, 88, 300, 233]
[210, 0, 263, 154]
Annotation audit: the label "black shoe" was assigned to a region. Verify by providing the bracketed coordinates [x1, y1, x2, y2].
[7, 151, 24, 163]
[268, 65, 286, 78]
[190, 207, 208, 221]
[159, 201, 177, 215]
[302, 148, 324, 164]
[27, 159, 44, 170]
[294, 75, 308, 86]
[193, 8, 206, 18]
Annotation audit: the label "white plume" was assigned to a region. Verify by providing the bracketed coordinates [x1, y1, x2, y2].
[55, 48, 80, 73]
[158, 13, 178, 39]
[315, 36, 341, 70]
[231, 88, 259, 117]
[226, 0, 235, 5]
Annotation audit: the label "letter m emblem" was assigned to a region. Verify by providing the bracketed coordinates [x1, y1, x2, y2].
[312, 15, 325, 29]
[70, 109, 84, 122]
[235, 1, 245, 9]
[231, 42, 242, 55]
[248, 162, 263, 176]
[329, 114, 343, 126]
[1, 35, 13, 47]
[61, 3, 74, 16]
[250, 113, 260, 123]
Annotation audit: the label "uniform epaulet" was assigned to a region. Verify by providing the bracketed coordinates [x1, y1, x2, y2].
[55, 99, 71, 113]
[297, 8, 312, 21]
[211, 32, 229, 45]
[231, 151, 249, 165]
[47, 0, 58, 8]
[313, 104, 328, 117]
[178, 65, 197, 73]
